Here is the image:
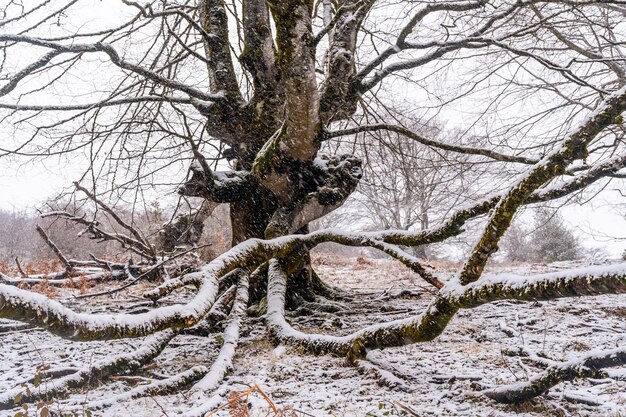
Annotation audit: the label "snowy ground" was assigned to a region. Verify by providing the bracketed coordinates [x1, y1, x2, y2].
[2, 256, 626, 417]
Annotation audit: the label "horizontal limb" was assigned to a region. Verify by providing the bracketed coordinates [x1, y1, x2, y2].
[83, 366, 210, 411]
[0, 274, 218, 340]
[483, 346, 626, 403]
[0, 329, 176, 410]
[268, 257, 626, 358]
[325, 124, 536, 164]
[0, 268, 123, 287]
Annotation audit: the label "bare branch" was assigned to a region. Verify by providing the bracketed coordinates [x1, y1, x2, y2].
[325, 124, 537, 164]
[0, 35, 225, 102]
[35, 224, 71, 270]
[483, 346, 626, 403]
[74, 182, 156, 260]
[458, 85, 626, 285]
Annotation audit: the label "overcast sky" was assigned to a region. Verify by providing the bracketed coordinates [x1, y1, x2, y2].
[0, 0, 625, 258]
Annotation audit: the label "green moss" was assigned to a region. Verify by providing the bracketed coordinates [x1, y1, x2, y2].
[251, 122, 286, 179]
[246, 296, 268, 317]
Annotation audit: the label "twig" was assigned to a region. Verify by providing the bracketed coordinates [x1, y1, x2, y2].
[74, 182, 156, 260]
[74, 244, 211, 299]
[14, 257, 27, 277]
[35, 224, 72, 271]
[393, 401, 419, 416]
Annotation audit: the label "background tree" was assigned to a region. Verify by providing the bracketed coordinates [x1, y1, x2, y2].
[500, 208, 582, 263]
[499, 220, 534, 263]
[322, 121, 489, 258]
[531, 208, 581, 263]
[0, 209, 37, 263]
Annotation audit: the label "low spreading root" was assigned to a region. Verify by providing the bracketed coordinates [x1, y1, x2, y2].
[2, 229, 626, 415]
[7, 132, 626, 412]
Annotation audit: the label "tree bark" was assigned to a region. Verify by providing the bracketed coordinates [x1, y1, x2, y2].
[229, 188, 325, 307]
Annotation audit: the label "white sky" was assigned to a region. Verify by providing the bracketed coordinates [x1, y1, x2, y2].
[0, 160, 74, 210]
[0, 0, 625, 258]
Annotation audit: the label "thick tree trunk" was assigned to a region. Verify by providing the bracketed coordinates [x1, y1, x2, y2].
[230, 194, 323, 309]
[229, 188, 277, 246]
[188, 0, 361, 312]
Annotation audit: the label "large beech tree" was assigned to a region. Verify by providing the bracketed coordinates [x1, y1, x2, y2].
[1, 0, 626, 413]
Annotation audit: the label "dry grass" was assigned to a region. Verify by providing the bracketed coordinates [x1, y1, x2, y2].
[206, 384, 299, 417]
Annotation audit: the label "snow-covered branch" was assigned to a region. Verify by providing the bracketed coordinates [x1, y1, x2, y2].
[458, 84, 626, 285]
[483, 345, 626, 403]
[0, 329, 177, 410]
